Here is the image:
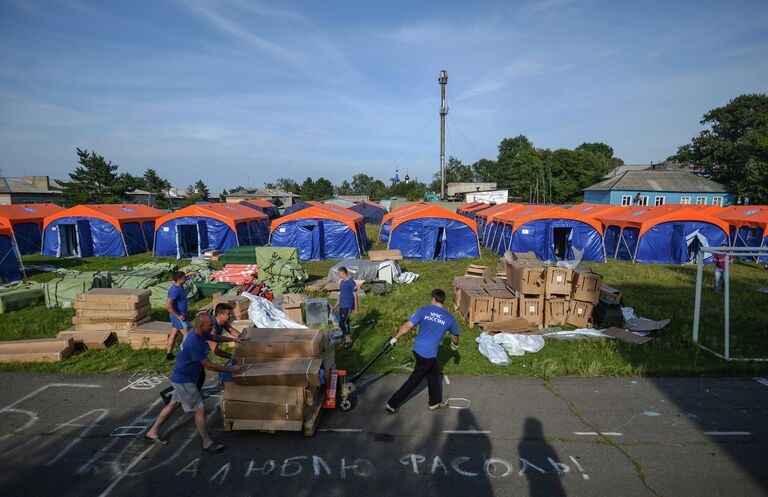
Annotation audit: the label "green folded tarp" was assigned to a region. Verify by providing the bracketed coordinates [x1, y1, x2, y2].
[42, 272, 112, 308]
[192, 281, 235, 298]
[0, 282, 44, 313]
[255, 247, 299, 267]
[111, 269, 170, 289]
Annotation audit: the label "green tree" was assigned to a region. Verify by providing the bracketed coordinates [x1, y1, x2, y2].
[229, 185, 246, 193]
[431, 157, 475, 192]
[351, 173, 388, 200]
[471, 158, 500, 183]
[61, 148, 127, 206]
[671, 93, 768, 203]
[299, 177, 315, 200]
[336, 180, 352, 195]
[142, 168, 172, 208]
[388, 180, 427, 201]
[313, 177, 335, 200]
[184, 180, 210, 205]
[274, 178, 301, 194]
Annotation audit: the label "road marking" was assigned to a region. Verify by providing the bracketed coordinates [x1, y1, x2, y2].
[574, 432, 623, 436]
[704, 431, 752, 436]
[444, 375, 450, 385]
[753, 377, 768, 388]
[95, 444, 154, 497]
[443, 430, 491, 435]
[317, 428, 363, 433]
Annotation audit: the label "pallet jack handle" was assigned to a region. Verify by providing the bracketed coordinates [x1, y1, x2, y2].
[349, 337, 396, 384]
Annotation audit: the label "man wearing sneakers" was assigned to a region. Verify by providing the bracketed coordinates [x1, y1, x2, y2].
[165, 271, 189, 361]
[331, 267, 358, 349]
[385, 289, 460, 413]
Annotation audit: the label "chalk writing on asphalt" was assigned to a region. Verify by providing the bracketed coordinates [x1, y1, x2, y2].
[173, 453, 589, 483]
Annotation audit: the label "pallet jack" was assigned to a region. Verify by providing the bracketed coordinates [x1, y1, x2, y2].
[322, 337, 396, 412]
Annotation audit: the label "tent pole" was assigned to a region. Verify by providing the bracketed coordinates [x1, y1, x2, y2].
[632, 233, 640, 262]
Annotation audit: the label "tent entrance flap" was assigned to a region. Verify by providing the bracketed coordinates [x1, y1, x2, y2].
[422, 225, 447, 261]
[297, 222, 323, 260]
[176, 224, 200, 258]
[552, 227, 573, 260]
[57, 224, 80, 257]
[76, 220, 94, 257]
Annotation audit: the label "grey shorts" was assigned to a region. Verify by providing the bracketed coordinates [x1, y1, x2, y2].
[170, 381, 204, 413]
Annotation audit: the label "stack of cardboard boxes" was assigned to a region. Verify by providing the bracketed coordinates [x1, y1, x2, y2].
[212, 294, 251, 320]
[221, 328, 336, 435]
[69, 289, 152, 342]
[453, 254, 604, 330]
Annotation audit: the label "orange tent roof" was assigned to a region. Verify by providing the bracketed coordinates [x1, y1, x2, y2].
[389, 204, 478, 234]
[494, 205, 604, 234]
[568, 203, 626, 219]
[156, 203, 267, 233]
[475, 203, 526, 223]
[0, 204, 65, 227]
[463, 202, 493, 214]
[359, 200, 387, 210]
[44, 204, 165, 230]
[596, 206, 730, 236]
[381, 201, 430, 226]
[456, 201, 482, 213]
[714, 205, 768, 236]
[240, 199, 276, 209]
[0, 221, 13, 238]
[270, 205, 363, 233]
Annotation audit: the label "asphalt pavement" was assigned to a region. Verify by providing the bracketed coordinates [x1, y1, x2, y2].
[0, 371, 766, 497]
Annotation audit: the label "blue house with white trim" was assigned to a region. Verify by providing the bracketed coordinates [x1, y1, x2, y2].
[583, 167, 733, 207]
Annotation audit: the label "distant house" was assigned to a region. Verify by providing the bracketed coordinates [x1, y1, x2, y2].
[583, 168, 734, 207]
[0, 176, 64, 205]
[446, 182, 497, 199]
[226, 188, 301, 208]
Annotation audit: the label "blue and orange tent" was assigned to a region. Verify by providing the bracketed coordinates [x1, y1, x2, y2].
[490, 206, 605, 262]
[458, 202, 493, 219]
[348, 200, 388, 224]
[0, 203, 65, 255]
[596, 206, 729, 263]
[270, 204, 368, 260]
[387, 204, 479, 260]
[714, 206, 768, 262]
[0, 222, 24, 282]
[475, 203, 526, 245]
[240, 200, 280, 220]
[379, 202, 431, 244]
[155, 203, 269, 258]
[283, 200, 322, 216]
[42, 204, 163, 257]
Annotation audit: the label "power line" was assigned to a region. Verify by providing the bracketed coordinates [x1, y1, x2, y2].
[448, 114, 484, 162]
[375, 112, 437, 182]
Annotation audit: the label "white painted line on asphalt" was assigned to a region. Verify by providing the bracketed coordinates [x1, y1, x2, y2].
[443, 430, 491, 435]
[317, 428, 363, 433]
[574, 432, 623, 436]
[752, 377, 768, 388]
[444, 375, 450, 385]
[95, 443, 154, 497]
[704, 431, 752, 436]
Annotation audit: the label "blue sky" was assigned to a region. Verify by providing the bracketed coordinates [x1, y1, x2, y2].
[1, 0, 766, 193]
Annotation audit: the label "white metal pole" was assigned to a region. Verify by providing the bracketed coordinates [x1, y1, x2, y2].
[692, 249, 704, 343]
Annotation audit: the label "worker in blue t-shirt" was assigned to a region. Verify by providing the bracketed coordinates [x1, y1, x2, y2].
[165, 271, 189, 361]
[331, 266, 358, 349]
[145, 312, 246, 452]
[385, 289, 460, 413]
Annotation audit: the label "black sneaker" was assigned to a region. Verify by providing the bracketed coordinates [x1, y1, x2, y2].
[166, 353, 175, 361]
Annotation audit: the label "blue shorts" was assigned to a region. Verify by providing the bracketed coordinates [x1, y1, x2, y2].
[170, 315, 190, 331]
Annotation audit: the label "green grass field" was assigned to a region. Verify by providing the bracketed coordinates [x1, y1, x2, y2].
[2, 224, 767, 377]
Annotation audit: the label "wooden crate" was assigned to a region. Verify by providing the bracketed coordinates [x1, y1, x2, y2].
[368, 249, 402, 261]
[458, 288, 493, 327]
[465, 264, 491, 279]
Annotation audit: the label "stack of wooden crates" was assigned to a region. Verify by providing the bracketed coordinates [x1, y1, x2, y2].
[68, 289, 151, 344]
[454, 254, 604, 329]
[221, 328, 336, 436]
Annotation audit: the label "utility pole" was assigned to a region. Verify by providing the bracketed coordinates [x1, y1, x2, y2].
[438, 69, 448, 200]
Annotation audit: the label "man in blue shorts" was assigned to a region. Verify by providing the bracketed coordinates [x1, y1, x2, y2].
[165, 271, 189, 361]
[331, 267, 358, 349]
[145, 312, 246, 453]
[386, 289, 460, 413]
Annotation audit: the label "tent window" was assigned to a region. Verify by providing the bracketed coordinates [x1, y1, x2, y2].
[552, 227, 572, 260]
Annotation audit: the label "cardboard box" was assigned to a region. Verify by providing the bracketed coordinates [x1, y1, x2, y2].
[225, 418, 303, 432]
[77, 288, 151, 304]
[572, 268, 603, 304]
[497, 257, 508, 277]
[74, 316, 151, 331]
[567, 301, 595, 328]
[234, 358, 323, 387]
[221, 398, 311, 421]
[544, 266, 572, 297]
[485, 287, 517, 321]
[236, 328, 324, 360]
[213, 294, 251, 313]
[368, 249, 402, 261]
[519, 295, 544, 328]
[223, 382, 316, 405]
[75, 304, 151, 319]
[74, 300, 147, 310]
[452, 276, 487, 310]
[599, 284, 622, 305]
[512, 251, 539, 262]
[465, 264, 491, 279]
[0, 337, 75, 362]
[458, 288, 493, 327]
[56, 329, 116, 349]
[544, 297, 568, 326]
[282, 294, 305, 324]
[506, 260, 545, 295]
[479, 318, 532, 333]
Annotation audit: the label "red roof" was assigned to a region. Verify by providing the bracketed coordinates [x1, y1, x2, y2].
[0, 203, 65, 227]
